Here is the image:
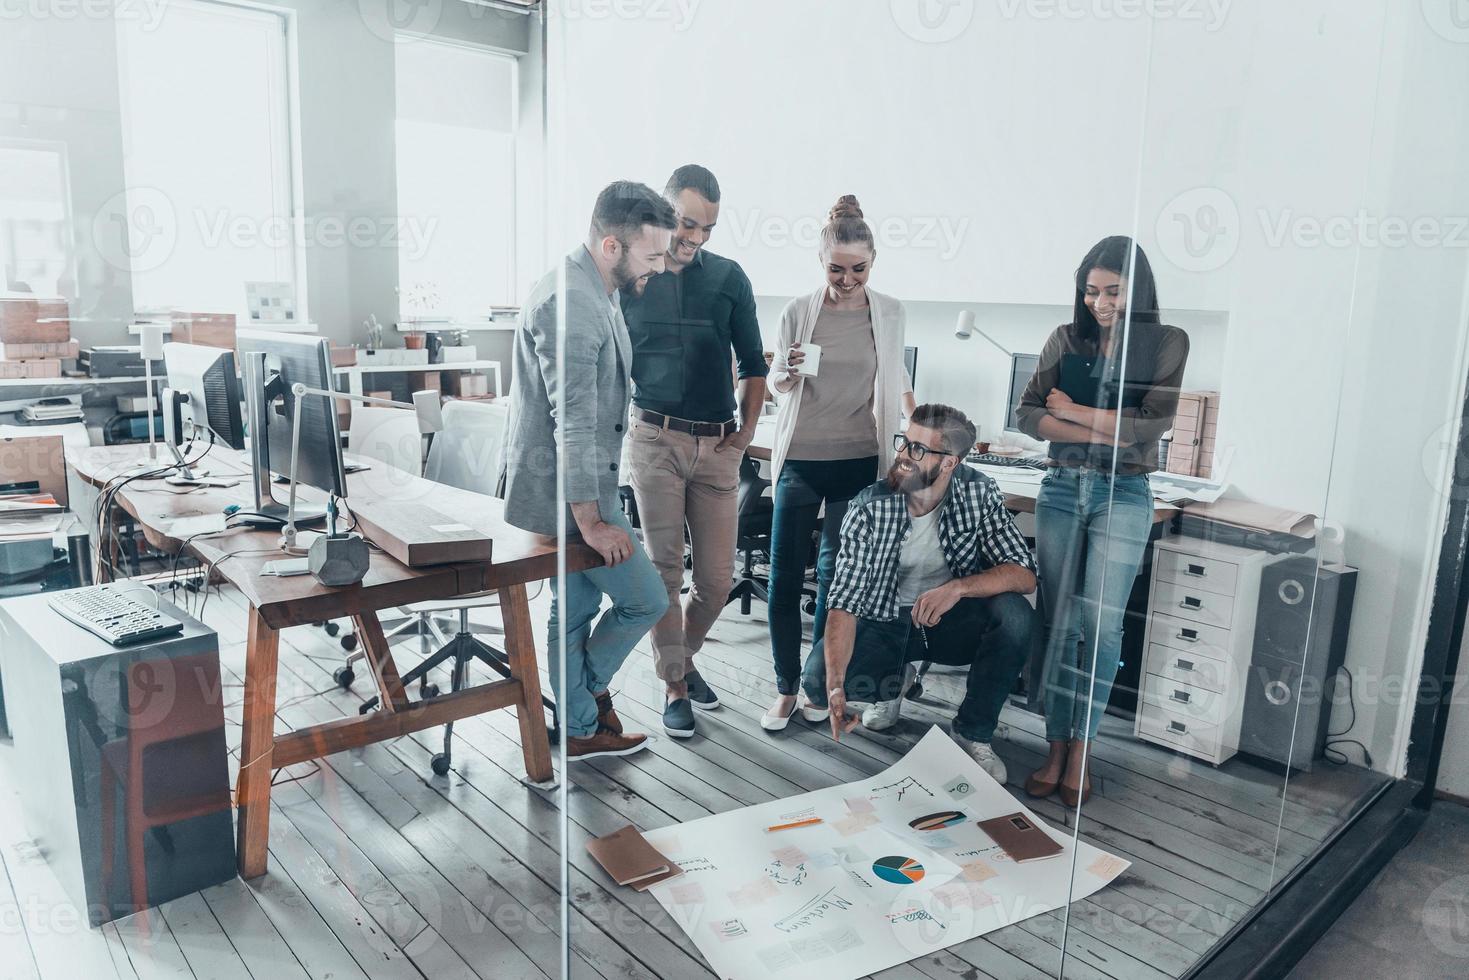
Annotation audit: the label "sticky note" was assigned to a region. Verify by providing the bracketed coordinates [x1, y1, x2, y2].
[1088, 854, 1128, 879]
[772, 845, 808, 866]
[944, 775, 976, 799]
[845, 796, 875, 814]
[670, 881, 705, 906]
[807, 850, 839, 870]
[961, 859, 998, 883]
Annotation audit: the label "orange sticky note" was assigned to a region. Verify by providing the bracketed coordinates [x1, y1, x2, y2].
[961, 860, 998, 883]
[1088, 854, 1127, 879]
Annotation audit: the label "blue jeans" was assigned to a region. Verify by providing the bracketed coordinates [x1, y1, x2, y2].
[547, 511, 669, 738]
[1035, 466, 1154, 742]
[800, 594, 1034, 742]
[767, 456, 878, 695]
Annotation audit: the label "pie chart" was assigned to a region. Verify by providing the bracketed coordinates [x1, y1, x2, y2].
[909, 811, 967, 832]
[872, 856, 926, 884]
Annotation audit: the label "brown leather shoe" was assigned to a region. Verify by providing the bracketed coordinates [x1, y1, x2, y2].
[566, 727, 647, 761]
[1024, 771, 1061, 798]
[594, 690, 622, 735]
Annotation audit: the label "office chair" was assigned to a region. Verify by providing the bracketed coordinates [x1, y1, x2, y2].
[347, 400, 559, 775]
[726, 456, 819, 615]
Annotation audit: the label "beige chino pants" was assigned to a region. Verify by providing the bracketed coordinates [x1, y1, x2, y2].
[626, 415, 742, 684]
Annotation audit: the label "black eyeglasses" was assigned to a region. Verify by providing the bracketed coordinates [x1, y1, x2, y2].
[893, 434, 955, 462]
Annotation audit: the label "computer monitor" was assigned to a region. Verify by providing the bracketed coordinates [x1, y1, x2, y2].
[237, 329, 347, 527]
[160, 342, 246, 484]
[1004, 353, 1041, 433]
[904, 345, 918, 389]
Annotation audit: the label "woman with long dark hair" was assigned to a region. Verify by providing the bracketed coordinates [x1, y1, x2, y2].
[1015, 236, 1189, 805]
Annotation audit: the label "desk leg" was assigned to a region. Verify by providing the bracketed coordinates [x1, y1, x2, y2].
[352, 612, 408, 712]
[498, 582, 553, 782]
[236, 606, 280, 878]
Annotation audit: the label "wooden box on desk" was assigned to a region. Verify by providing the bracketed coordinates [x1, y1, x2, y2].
[169, 312, 237, 349]
[349, 499, 493, 566]
[0, 339, 80, 362]
[0, 298, 70, 344]
[0, 358, 62, 379]
[445, 371, 489, 398]
[0, 591, 234, 924]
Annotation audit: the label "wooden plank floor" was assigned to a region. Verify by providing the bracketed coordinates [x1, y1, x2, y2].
[0, 582, 1389, 980]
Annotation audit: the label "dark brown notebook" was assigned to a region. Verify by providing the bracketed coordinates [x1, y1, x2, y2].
[585, 825, 683, 889]
[977, 812, 1064, 863]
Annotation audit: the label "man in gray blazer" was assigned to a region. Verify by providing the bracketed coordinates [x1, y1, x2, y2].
[502, 181, 676, 761]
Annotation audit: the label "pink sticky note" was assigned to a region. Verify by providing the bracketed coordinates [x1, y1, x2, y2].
[846, 797, 875, 814]
[670, 881, 705, 906]
[772, 845, 808, 866]
[832, 816, 867, 837]
[1088, 854, 1127, 879]
[932, 882, 973, 910]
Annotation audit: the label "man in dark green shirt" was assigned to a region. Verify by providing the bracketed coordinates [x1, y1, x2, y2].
[622, 164, 769, 738]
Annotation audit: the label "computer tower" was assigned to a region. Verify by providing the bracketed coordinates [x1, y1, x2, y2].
[1238, 557, 1357, 770]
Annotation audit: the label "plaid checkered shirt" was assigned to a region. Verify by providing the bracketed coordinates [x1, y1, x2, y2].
[826, 466, 1036, 623]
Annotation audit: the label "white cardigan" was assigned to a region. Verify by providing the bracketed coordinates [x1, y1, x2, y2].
[769, 286, 911, 480]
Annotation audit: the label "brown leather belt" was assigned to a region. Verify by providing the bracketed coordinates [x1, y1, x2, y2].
[634, 408, 738, 438]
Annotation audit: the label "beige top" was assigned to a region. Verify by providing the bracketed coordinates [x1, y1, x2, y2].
[786, 305, 879, 461]
[770, 287, 912, 480]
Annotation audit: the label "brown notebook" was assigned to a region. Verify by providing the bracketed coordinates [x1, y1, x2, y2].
[585, 825, 683, 889]
[977, 812, 1064, 863]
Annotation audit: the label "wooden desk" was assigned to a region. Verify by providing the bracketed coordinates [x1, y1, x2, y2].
[69, 444, 597, 879]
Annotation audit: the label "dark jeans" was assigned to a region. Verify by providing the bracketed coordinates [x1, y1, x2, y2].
[767, 455, 878, 695]
[800, 593, 1035, 743]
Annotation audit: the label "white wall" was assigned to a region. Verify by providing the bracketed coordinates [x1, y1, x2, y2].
[0, 0, 534, 349]
[549, 0, 1469, 775]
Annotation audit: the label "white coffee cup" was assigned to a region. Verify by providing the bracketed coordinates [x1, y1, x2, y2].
[800, 343, 823, 377]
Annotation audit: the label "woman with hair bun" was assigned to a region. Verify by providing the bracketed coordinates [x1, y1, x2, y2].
[760, 195, 915, 731]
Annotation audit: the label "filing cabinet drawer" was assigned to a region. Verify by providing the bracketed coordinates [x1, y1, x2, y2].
[1137, 695, 1224, 761]
[1145, 642, 1234, 694]
[1153, 579, 1235, 631]
[1148, 612, 1232, 661]
[1156, 549, 1240, 598]
[1141, 672, 1225, 724]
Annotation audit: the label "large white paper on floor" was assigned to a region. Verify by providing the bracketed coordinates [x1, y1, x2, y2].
[643, 726, 1130, 979]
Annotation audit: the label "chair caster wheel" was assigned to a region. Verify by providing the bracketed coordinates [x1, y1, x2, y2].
[358, 702, 373, 715]
[548, 725, 561, 744]
[341, 634, 358, 652]
[802, 599, 817, 615]
[333, 666, 354, 689]
[421, 683, 440, 699]
[324, 622, 340, 637]
[430, 753, 451, 776]
[906, 682, 924, 701]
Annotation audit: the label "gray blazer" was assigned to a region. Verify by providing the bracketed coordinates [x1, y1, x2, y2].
[501, 246, 632, 535]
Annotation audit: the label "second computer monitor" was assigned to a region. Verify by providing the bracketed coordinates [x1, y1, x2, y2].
[237, 329, 347, 502]
[161, 342, 246, 450]
[1005, 353, 1041, 432]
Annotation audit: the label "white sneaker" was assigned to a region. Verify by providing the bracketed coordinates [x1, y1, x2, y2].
[952, 731, 1008, 785]
[861, 664, 918, 731]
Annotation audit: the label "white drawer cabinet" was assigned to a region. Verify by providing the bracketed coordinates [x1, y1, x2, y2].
[1134, 535, 1279, 765]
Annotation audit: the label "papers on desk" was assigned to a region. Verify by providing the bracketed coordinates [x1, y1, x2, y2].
[0, 514, 63, 537]
[1147, 472, 1229, 505]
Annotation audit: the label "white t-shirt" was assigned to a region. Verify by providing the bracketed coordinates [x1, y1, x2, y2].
[896, 507, 953, 606]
